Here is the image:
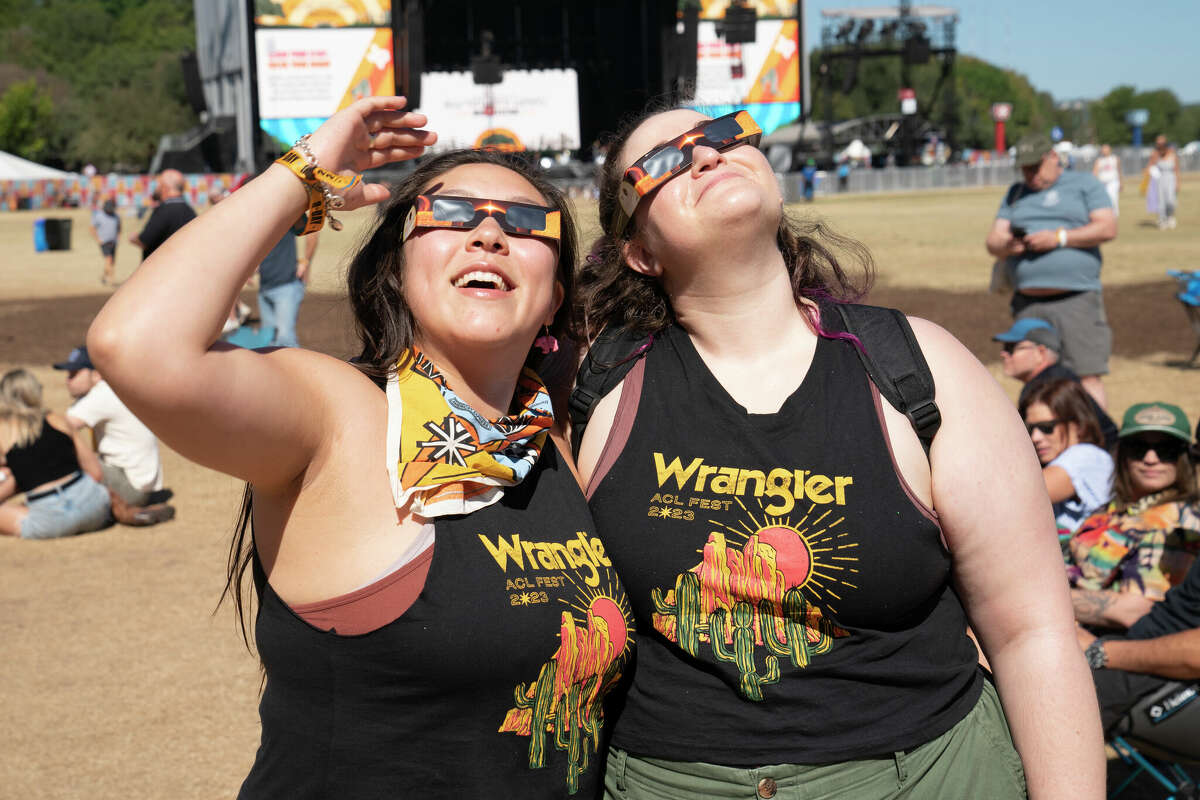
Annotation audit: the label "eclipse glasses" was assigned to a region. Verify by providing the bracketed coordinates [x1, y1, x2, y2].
[612, 110, 762, 238]
[403, 195, 561, 242]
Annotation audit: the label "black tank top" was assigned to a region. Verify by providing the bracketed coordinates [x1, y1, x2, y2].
[588, 320, 982, 765]
[240, 443, 634, 798]
[6, 417, 79, 493]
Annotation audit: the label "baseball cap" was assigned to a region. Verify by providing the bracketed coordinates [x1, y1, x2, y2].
[1118, 402, 1191, 442]
[993, 318, 1061, 352]
[53, 345, 93, 371]
[1015, 133, 1054, 168]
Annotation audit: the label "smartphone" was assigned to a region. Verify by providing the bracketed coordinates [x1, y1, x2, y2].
[1010, 225, 1028, 239]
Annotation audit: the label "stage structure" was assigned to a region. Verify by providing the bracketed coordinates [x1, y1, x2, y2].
[186, 0, 807, 170]
[815, 2, 957, 164]
[691, 1, 804, 136]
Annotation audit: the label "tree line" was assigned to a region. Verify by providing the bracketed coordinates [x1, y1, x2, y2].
[0, 0, 196, 172]
[813, 47, 1200, 150]
[0, 1, 1195, 171]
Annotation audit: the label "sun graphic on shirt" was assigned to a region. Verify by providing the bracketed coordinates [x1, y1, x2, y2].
[560, 579, 634, 658]
[700, 496, 860, 614]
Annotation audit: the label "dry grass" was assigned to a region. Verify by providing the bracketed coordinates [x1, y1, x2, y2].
[1, 173, 1197, 798]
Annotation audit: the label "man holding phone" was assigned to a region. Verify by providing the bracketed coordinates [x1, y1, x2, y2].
[985, 133, 1117, 409]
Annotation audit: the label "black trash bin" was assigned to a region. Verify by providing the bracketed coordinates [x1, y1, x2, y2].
[43, 218, 72, 250]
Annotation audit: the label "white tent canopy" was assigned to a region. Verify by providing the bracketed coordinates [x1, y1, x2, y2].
[0, 150, 75, 180]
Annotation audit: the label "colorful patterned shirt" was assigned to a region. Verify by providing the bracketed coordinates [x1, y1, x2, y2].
[1065, 495, 1200, 600]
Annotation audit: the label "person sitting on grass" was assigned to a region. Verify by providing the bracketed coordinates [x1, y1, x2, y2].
[1019, 378, 1113, 538]
[0, 369, 112, 539]
[55, 345, 175, 527]
[1068, 402, 1200, 620]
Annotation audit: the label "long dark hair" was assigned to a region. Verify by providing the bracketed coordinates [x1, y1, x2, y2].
[1018, 379, 1104, 449]
[1113, 440, 1199, 511]
[221, 149, 581, 647]
[581, 104, 874, 339]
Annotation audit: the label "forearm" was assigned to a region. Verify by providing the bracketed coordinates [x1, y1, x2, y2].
[1061, 220, 1113, 248]
[91, 166, 308, 373]
[1105, 630, 1200, 679]
[989, 629, 1106, 798]
[1072, 588, 1154, 629]
[985, 231, 1011, 257]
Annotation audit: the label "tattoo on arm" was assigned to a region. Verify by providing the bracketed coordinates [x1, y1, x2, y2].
[1072, 589, 1116, 626]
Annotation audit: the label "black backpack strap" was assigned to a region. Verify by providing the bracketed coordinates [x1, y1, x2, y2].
[832, 303, 941, 454]
[569, 327, 654, 455]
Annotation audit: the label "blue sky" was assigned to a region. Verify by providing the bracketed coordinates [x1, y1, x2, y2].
[802, 0, 1200, 104]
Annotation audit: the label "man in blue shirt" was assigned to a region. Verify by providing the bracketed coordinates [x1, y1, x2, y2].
[985, 133, 1117, 410]
[257, 224, 319, 348]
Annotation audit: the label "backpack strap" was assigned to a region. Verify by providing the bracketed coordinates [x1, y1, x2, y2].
[831, 303, 941, 454]
[569, 327, 654, 455]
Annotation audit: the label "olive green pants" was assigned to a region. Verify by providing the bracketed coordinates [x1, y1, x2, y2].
[604, 680, 1026, 800]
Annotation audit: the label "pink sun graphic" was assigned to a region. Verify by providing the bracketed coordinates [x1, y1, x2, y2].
[754, 525, 813, 590]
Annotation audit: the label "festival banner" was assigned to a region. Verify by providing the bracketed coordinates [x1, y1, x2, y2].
[255, 26, 394, 146]
[255, 0, 390, 27]
[692, 19, 801, 135]
[418, 70, 581, 153]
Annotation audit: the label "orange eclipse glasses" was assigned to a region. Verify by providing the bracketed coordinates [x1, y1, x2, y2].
[612, 110, 762, 238]
[403, 195, 561, 242]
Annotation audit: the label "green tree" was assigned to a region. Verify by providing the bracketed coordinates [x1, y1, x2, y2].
[0, 78, 58, 161]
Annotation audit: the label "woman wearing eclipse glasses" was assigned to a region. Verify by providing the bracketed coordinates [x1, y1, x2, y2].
[86, 97, 633, 797]
[575, 107, 1103, 797]
[1067, 402, 1200, 605]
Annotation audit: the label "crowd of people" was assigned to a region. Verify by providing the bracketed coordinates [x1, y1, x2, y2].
[2, 99, 1196, 796]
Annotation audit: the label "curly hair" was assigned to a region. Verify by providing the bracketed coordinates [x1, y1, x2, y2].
[580, 105, 874, 338]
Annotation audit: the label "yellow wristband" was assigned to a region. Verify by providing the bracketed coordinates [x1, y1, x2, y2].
[274, 149, 362, 192]
[298, 183, 327, 235]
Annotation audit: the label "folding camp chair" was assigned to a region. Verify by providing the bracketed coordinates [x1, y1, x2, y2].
[1108, 681, 1200, 799]
[1168, 270, 1200, 366]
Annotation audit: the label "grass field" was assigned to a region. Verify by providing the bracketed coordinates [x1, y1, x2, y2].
[1, 174, 1198, 798]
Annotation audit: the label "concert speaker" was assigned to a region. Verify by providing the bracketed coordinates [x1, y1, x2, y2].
[180, 52, 208, 116]
[393, 0, 424, 108]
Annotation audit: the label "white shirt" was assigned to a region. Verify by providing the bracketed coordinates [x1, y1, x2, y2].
[1049, 443, 1113, 533]
[69, 380, 163, 492]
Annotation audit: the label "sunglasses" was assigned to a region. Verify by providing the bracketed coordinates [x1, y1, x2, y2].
[1002, 342, 1037, 355]
[1026, 420, 1062, 436]
[1121, 437, 1187, 462]
[612, 110, 763, 238]
[403, 195, 561, 242]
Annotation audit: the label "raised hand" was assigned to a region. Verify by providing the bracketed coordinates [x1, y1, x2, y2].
[303, 96, 437, 211]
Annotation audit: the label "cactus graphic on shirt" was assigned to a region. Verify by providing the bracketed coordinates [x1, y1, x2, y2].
[499, 593, 631, 795]
[651, 528, 851, 700]
[650, 571, 705, 656]
[710, 602, 782, 701]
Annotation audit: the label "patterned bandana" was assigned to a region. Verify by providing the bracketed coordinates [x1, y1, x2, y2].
[385, 349, 553, 517]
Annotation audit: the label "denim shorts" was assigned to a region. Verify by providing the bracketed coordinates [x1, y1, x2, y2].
[20, 473, 113, 540]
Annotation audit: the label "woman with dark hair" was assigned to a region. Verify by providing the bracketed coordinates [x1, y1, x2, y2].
[576, 107, 1102, 797]
[1068, 402, 1200, 603]
[86, 97, 632, 797]
[1019, 378, 1113, 535]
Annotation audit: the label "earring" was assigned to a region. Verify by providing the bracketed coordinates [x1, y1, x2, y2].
[534, 325, 559, 354]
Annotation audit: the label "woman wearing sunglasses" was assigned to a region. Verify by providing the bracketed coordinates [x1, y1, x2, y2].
[575, 107, 1102, 798]
[1019, 379, 1113, 536]
[1067, 402, 1200, 607]
[85, 97, 633, 797]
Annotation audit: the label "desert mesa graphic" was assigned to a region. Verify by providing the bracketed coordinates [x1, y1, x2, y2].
[499, 592, 630, 795]
[652, 519, 854, 702]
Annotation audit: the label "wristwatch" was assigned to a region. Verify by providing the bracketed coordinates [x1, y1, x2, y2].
[1085, 638, 1108, 670]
